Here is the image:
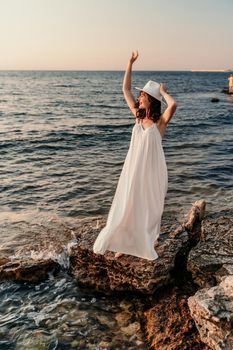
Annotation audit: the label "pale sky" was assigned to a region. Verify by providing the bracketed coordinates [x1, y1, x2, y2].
[0, 0, 232, 70]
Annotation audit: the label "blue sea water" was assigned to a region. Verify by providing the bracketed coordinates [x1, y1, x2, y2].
[0, 71, 232, 349]
[0, 70, 232, 220]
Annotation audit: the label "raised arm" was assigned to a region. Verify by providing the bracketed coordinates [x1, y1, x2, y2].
[159, 83, 177, 124]
[122, 51, 139, 117]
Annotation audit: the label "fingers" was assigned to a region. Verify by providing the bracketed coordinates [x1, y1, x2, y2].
[131, 50, 139, 60]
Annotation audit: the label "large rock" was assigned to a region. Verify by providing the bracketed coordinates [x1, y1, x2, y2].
[0, 211, 75, 282]
[187, 210, 233, 350]
[68, 200, 206, 294]
[187, 210, 233, 288]
[0, 258, 59, 282]
[188, 276, 233, 350]
[144, 285, 210, 350]
[68, 217, 188, 294]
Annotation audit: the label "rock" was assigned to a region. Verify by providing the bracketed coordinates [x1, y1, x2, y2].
[0, 258, 60, 282]
[216, 264, 233, 284]
[187, 210, 233, 350]
[183, 199, 206, 232]
[68, 200, 206, 294]
[187, 210, 233, 288]
[98, 341, 111, 349]
[188, 276, 233, 350]
[0, 257, 11, 266]
[71, 340, 79, 348]
[0, 211, 76, 282]
[96, 314, 115, 327]
[68, 217, 187, 294]
[121, 321, 141, 336]
[15, 331, 58, 350]
[115, 311, 132, 327]
[144, 285, 210, 350]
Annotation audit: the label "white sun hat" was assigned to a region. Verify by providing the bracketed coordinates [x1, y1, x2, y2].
[135, 80, 167, 105]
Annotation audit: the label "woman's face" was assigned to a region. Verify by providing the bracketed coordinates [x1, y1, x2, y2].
[138, 91, 150, 109]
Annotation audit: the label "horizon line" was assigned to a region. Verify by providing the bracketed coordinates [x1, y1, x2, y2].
[0, 69, 232, 72]
[0, 69, 189, 72]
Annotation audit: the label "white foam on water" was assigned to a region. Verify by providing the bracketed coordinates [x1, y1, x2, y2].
[8, 235, 78, 270]
[2, 209, 79, 271]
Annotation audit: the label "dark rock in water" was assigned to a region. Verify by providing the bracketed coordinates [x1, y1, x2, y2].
[68, 200, 206, 295]
[211, 97, 219, 102]
[0, 258, 60, 282]
[0, 212, 76, 282]
[187, 210, 233, 350]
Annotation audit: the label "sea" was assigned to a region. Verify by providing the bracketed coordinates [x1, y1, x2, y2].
[0, 70, 232, 349]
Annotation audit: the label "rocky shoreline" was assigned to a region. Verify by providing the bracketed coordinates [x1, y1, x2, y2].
[0, 202, 232, 349]
[68, 200, 233, 350]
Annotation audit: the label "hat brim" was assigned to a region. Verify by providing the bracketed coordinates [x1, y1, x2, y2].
[135, 87, 167, 106]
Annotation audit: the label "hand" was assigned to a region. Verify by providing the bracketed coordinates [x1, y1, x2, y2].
[160, 83, 168, 95]
[129, 50, 139, 64]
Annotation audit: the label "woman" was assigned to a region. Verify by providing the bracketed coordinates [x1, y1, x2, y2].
[93, 51, 177, 260]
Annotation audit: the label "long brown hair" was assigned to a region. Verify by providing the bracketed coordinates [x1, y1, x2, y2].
[135, 92, 161, 122]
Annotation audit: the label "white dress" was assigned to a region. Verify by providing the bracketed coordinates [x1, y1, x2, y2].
[93, 117, 168, 260]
